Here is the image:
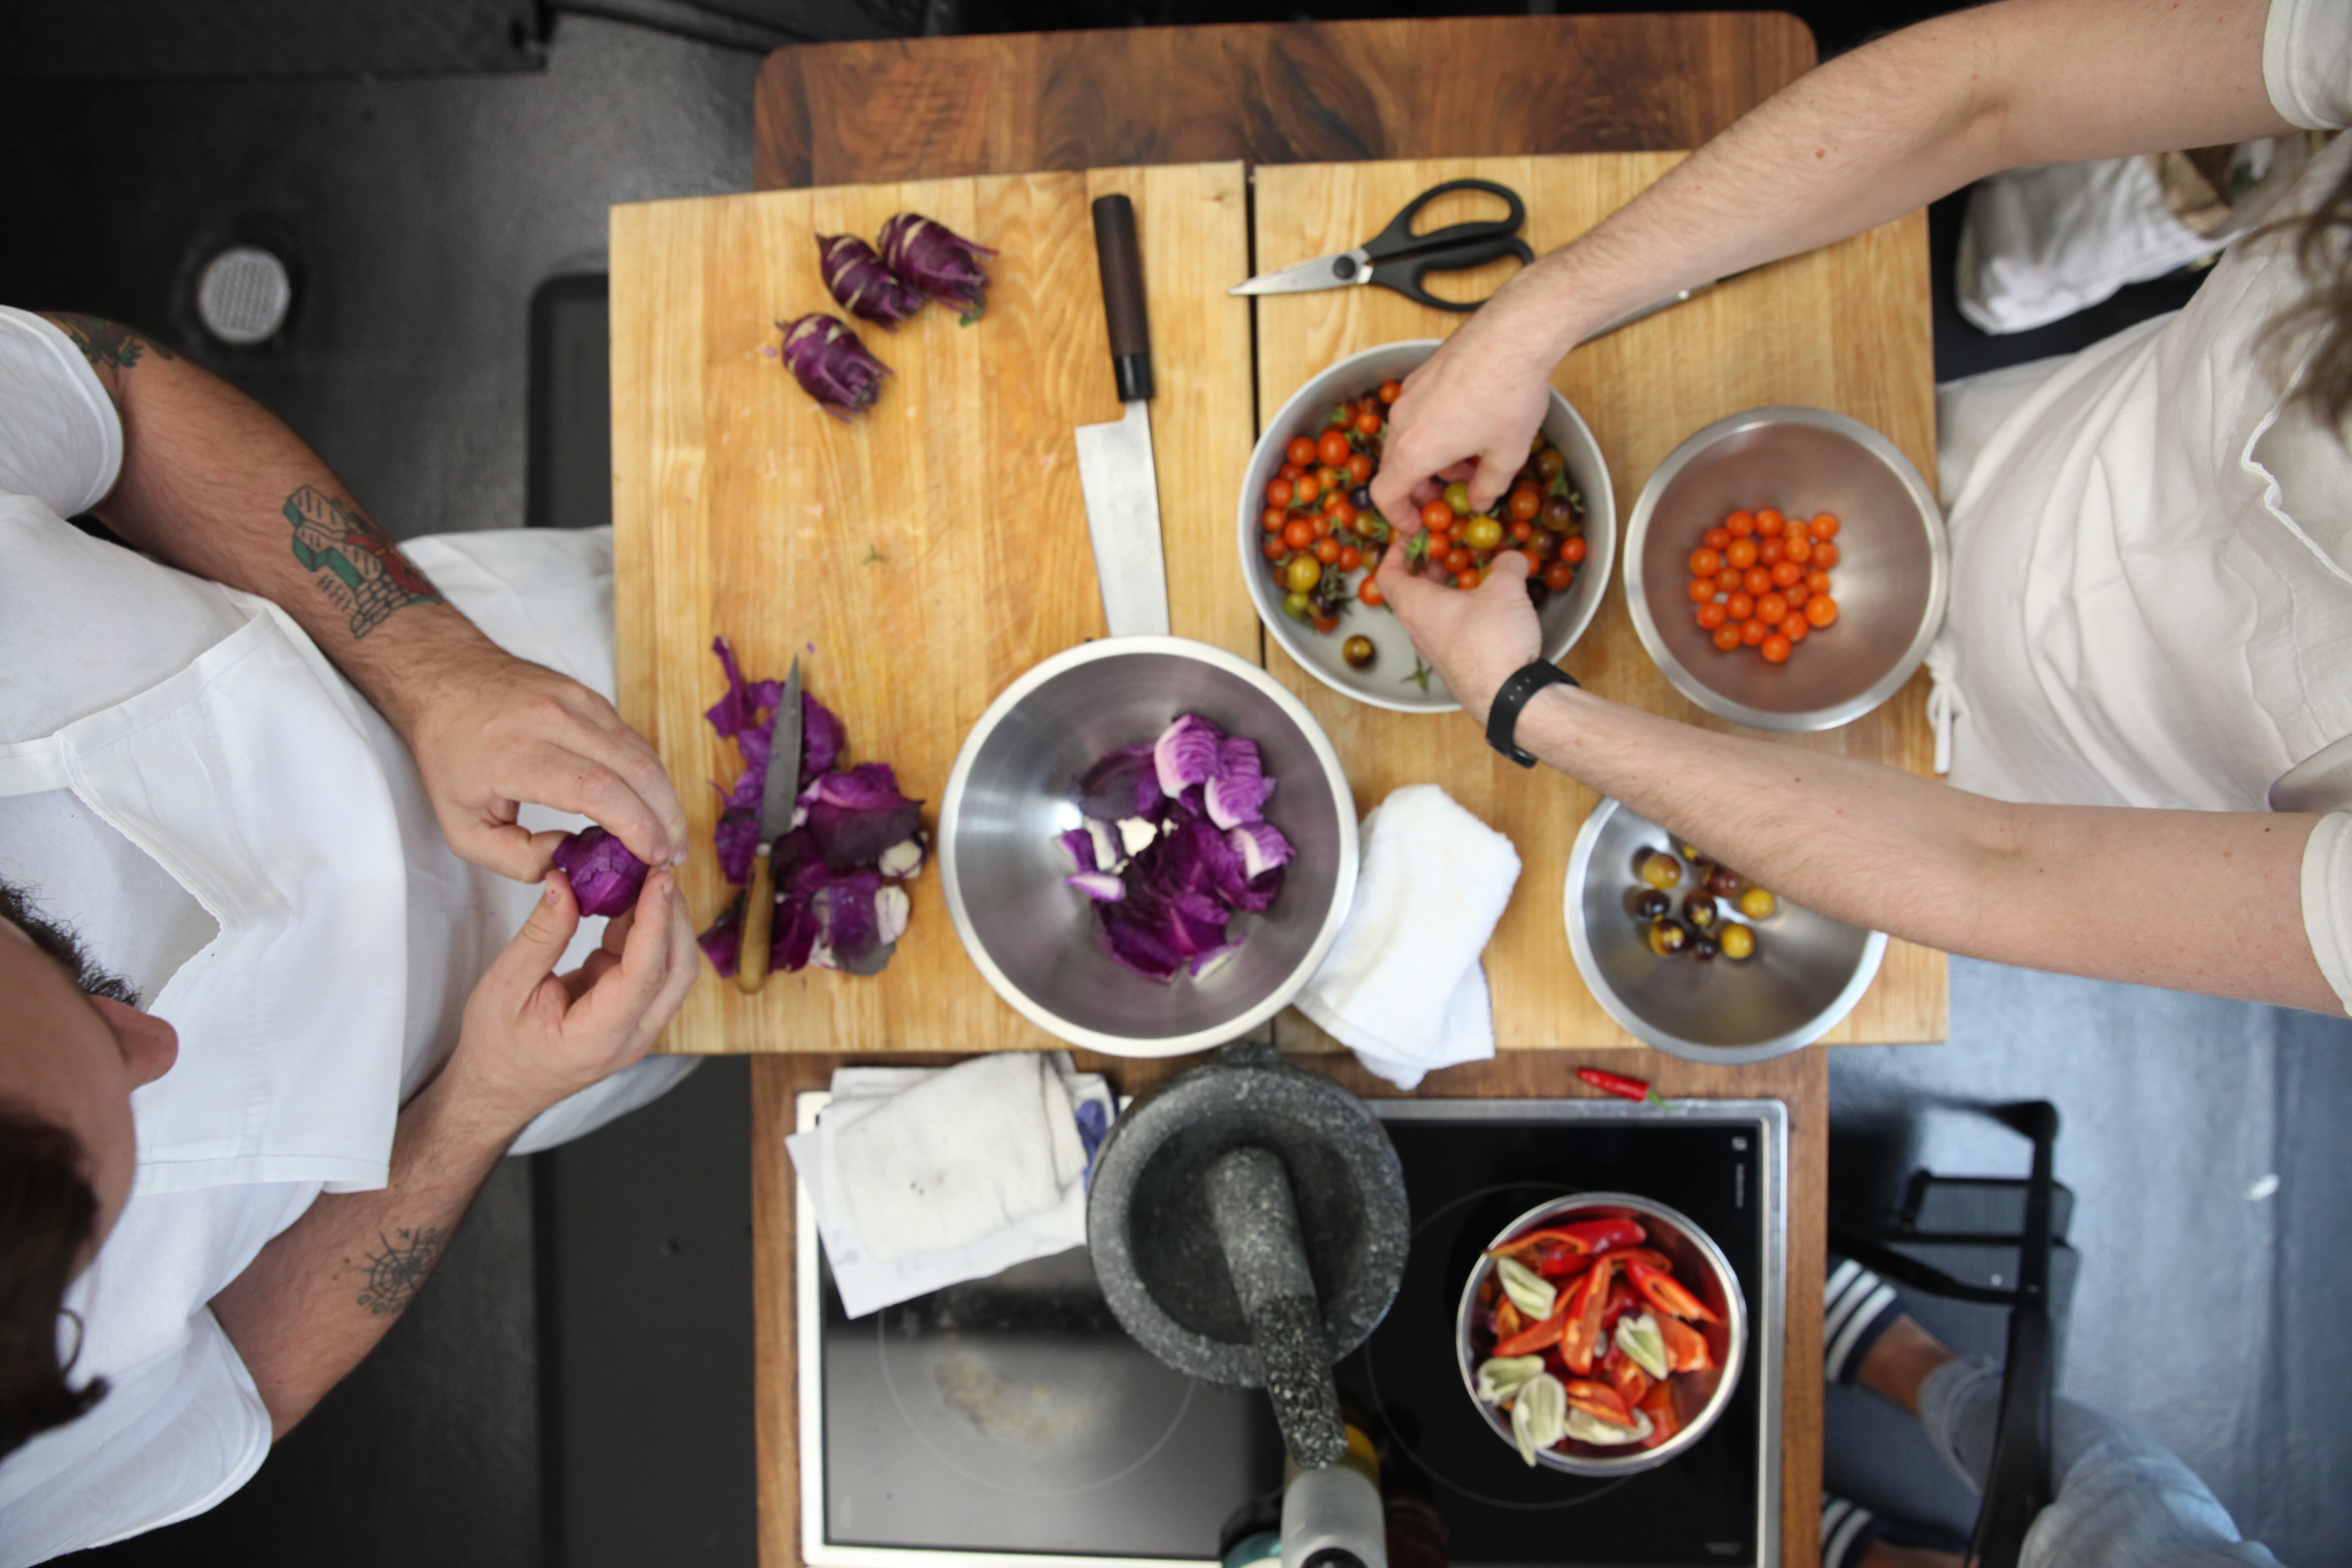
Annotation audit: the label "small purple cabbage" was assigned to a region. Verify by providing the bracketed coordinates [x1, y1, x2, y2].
[1065, 871, 1126, 902]
[818, 235, 926, 328]
[551, 826, 651, 918]
[778, 313, 891, 419]
[803, 763, 923, 870]
[1154, 714, 1224, 798]
[1072, 744, 1163, 823]
[1204, 736, 1274, 829]
[877, 212, 997, 322]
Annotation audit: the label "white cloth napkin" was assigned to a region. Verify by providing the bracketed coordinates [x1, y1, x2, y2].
[1295, 783, 1522, 1090]
[786, 1052, 1113, 1318]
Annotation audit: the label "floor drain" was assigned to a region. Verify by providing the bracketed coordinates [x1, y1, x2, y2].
[196, 245, 292, 345]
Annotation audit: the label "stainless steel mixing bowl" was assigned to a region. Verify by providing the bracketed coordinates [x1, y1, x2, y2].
[938, 637, 1358, 1057]
[1565, 797, 1885, 1063]
[1625, 406, 1946, 732]
[1238, 340, 1616, 714]
[1455, 1193, 1746, 1476]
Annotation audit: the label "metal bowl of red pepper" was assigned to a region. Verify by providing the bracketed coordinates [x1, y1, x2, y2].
[1455, 1193, 1746, 1476]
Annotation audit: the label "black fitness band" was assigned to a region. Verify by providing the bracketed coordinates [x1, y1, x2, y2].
[1484, 660, 1578, 767]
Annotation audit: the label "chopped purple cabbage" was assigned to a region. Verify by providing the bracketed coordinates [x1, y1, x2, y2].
[876, 212, 997, 322]
[1065, 871, 1126, 902]
[818, 235, 926, 328]
[1072, 743, 1164, 823]
[803, 763, 922, 870]
[550, 826, 651, 918]
[1153, 714, 1223, 798]
[1204, 736, 1275, 829]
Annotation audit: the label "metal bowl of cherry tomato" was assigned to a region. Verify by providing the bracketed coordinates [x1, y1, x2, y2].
[1237, 340, 1616, 714]
[1624, 406, 1946, 732]
[1455, 1193, 1747, 1476]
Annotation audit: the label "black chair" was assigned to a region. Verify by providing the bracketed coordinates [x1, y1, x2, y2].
[1830, 1101, 2065, 1568]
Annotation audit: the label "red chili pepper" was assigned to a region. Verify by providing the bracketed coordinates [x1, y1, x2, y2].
[1602, 1344, 1652, 1408]
[1597, 1275, 1641, 1333]
[1488, 1226, 1594, 1259]
[1610, 1246, 1675, 1274]
[1578, 1067, 1666, 1104]
[1533, 1245, 1599, 1280]
[1637, 1379, 1682, 1449]
[1561, 1217, 1648, 1254]
[1494, 1311, 1566, 1358]
[1657, 1313, 1715, 1372]
[1558, 1256, 1619, 1374]
[1493, 1296, 1525, 1344]
[1626, 1258, 1722, 1324]
[1559, 1377, 1635, 1426]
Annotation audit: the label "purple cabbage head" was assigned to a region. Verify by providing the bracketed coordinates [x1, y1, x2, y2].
[551, 826, 651, 918]
[777, 314, 890, 419]
[818, 235, 926, 328]
[877, 213, 997, 322]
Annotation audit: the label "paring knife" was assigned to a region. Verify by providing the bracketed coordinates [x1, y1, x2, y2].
[1072, 193, 1171, 638]
[737, 655, 804, 993]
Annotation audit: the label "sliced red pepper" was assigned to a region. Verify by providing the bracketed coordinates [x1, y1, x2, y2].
[1493, 1296, 1525, 1344]
[1559, 1378, 1634, 1426]
[1488, 1226, 1594, 1259]
[1637, 1379, 1682, 1449]
[1610, 1246, 1675, 1274]
[1602, 1344, 1652, 1408]
[1597, 1276, 1640, 1333]
[1625, 1258, 1722, 1324]
[1656, 1312, 1716, 1373]
[1562, 1217, 1647, 1254]
[1577, 1066, 1666, 1104]
[1533, 1246, 1598, 1280]
[1494, 1283, 1576, 1357]
[1558, 1256, 1618, 1374]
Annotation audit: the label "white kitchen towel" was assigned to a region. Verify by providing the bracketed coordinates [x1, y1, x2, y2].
[786, 1054, 1113, 1318]
[1295, 783, 1522, 1090]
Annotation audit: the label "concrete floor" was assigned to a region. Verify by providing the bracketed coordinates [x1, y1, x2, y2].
[8, 5, 2344, 1566]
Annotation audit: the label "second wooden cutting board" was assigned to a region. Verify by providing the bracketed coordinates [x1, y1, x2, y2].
[612, 163, 1254, 1055]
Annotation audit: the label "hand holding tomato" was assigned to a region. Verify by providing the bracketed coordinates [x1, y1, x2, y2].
[1374, 530, 1542, 724]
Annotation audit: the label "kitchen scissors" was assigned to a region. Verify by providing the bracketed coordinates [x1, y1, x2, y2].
[1229, 178, 1534, 313]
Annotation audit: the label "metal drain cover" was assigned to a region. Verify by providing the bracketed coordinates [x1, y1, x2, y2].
[196, 246, 291, 345]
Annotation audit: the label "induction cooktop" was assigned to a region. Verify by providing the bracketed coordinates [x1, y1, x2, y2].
[796, 1095, 1786, 1568]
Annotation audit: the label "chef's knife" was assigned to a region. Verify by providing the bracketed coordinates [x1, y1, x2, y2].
[737, 655, 803, 993]
[1072, 193, 1171, 638]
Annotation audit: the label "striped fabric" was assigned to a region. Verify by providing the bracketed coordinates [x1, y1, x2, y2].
[1824, 1257, 1901, 1385]
[1820, 1494, 1882, 1568]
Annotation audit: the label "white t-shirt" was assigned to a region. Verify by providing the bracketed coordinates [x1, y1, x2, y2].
[1929, 0, 2352, 1009]
[0, 309, 689, 1561]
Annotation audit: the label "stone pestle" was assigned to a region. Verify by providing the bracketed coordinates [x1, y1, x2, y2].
[1203, 1143, 1348, 1470]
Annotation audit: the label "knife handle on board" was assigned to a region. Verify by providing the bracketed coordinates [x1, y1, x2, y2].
[736, 851, 775, 993]
[1091, 193, 1153, 403]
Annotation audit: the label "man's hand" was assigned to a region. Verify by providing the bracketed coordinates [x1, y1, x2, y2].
[446, 865, 700, 1135]
[1373, 524, 1545, 723]
[1368, 290, 1567, 529]
[397, 642, 689, 882]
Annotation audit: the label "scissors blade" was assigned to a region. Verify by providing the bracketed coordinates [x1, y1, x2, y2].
[1228, 249, 1374, 297]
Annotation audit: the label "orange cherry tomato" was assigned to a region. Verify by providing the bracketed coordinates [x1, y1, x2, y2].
[1770, 560, 1802, 588]
[1520, 546, 1546, 573]
[1293, 472, 1321, 505]
[1314, 514, 1335, 541]
[1812, 541, 1841, 569]
[1261, 536, 1287, 561]
[1286, 436, 1318, 467]
[1725, 511, 1756, 537]
[1741, 618, 1769, 647]
[1687, 575, 1717, 603]
[1314, 536, 1343, 564]
[1725, 591, 1754, 621]
[1509, 519, 1534, 543]
[1421, 499, 1454, 532]
[1715, 567, 1742, 592]
[1782, 613, 1810, 643]
[1543, 559, 1576, 591]
[1320, 466, 1349, 493]
[1325, 498, 1357, 529]
[1282, 518, 1316, 551]
[1785, 583, 1810, 608]
[1711, 622, 1744, 651]
[1758, 537, 1786, 567]
[1810, 513, 1840, 539]
[1689, 547, 1723, 576]
[1757, 592, 1789, 624]
[1704, 527, 1732, 551]
[1318, 430, 1352, 468]
[1455, 566, 1482, 591]
[1338, 546, 1362, 572]
[1760, 633, 1792, 663]
[1784, 535, 1813, 564]
[1445, 547, 1474, 574]
[1784, 516, 1810, 540]
[1755, 508, 1785, 536]
[1806, 594, 1839, 627]
[1725, 538, 1758, 570]
[1696, 601, 1729, 630]
[1265, 477, 1294, 508]
[1743, 567, 1773, 597]
[1378, 379, 1403, 403]
[1804, 569, 1833, 595]
[1355, 410, 1383, 438]
[1509, 486, 1542, 521]
[1313, 613, 1340, 634]
[1357, 575, 1385, 607]
[1279, 460, 1305, 481]
[1262, 508, 1285, 533]
[1348, 451, 1373, 485]
[1561, 537, 1588, 564]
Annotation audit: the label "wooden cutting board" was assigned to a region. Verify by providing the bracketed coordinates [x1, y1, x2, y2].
[611, 163, 1255, 1055]
[1248, 155, 1949, 1051]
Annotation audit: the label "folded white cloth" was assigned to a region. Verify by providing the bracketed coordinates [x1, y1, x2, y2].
[1295, 783, 1522, 1090]
[786, 1053, 1113, 1318]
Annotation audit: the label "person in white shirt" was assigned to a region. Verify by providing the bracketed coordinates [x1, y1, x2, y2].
[0, 305, 700, 1561]
[1368, 0, 2352, 1020]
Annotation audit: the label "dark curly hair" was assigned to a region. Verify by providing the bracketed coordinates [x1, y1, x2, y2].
[2264, 147, 2352, 431]
[0, 1111, 106, 1459]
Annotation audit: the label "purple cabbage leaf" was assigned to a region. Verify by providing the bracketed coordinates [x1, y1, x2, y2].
[550, 826, 651, 918]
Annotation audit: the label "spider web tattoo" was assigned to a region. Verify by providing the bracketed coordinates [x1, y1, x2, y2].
[355, 1226, 447, 1316]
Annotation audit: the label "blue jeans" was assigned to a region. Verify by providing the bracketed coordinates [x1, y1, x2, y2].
[1918, 1360, 2285, 1567]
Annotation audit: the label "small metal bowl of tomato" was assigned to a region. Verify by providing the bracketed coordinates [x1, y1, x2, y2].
[1455, 1193, 1746, 1477]
[1238, 340, 1616, 714]
[1624, 406, 1946, 732]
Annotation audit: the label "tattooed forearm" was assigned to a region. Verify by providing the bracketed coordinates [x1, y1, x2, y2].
[354, 1226, 447, 1316]
[42, 312, 177, 371]
[282, 484, 444, 639]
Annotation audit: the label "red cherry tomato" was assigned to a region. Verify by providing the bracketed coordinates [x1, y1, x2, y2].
[1560, 537, 1587, 564]
[1687, 576, 1717, 603]
[1725, 538, 1758, 570]
[1338, 546, 1362, 572]
[1743, 567, 1773, 597]
[1357, 575, 1386, 608]
[1755, 508, 1785, 536]
[1261, 536, 1286, 561]
[1757, 592, 1790, 624]
[1806, 594, 1839, 627]
[1758, 537, 1786, 567]
[1782, 614, 1810, 643]
[1542, 560, 1575, 591]
[1286, 436, 1318, 467]
[1715, 567, 1742, 593]
[1318, 430, 1353, 468]
[1348, 452, 1373, 485]
[1312, 613, 1340, 634]
[1711, 622, 1743, 651]
[1355, 410, 1382, 438]
[1689, 547, 1723, 576]
[1696, 601, 1729, 630]
[1509, 486, 1542, 521]
[1760, 632, 1792, 663]
[1293, 472, 1321, 505]
[1261, 508, 1285, 533]
[1378, 379, 1403, 403]
[1805, 569, 1833, 595]
[1725, 511, 1756, 538]
[1784, 535, 1813, 564]
[1445, 547, 1474, 575]
[1283, 518, 1316, 551]
[1810, 513, 1841, 539]
[1265, 477, 1294, 508]
[1421, 499, 1454, 532]
[1314, 536, 1342, 565]
[1770, 560, 1802, 588]
[1741, 618, 1769, 647]
[1725, 591, 1754, 621]
[1704, 527, 1732, 551]
[1455, 566, 1481, 591]
[1812, 541, 1841, 569]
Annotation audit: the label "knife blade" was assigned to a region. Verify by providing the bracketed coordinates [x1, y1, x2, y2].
[1072, 192, 1171, 639]
[737, 655, 803, 993]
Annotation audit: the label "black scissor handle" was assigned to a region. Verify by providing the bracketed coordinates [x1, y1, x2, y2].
[1362, 178, 1525, 263]
[1375, 232, 1535, 312]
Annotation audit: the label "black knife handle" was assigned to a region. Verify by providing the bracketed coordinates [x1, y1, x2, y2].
[1091, 193, 1153, 403]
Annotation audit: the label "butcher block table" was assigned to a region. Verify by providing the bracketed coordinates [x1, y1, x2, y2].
[609, 17, 1952, 1568]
